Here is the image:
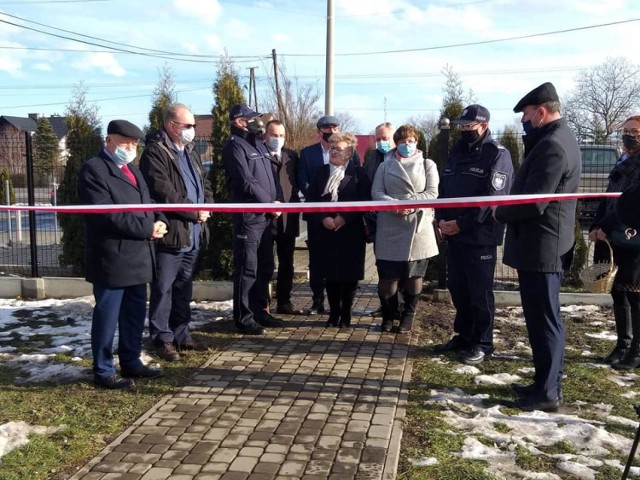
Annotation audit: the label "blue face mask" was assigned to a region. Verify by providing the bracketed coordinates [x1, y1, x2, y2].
[113, 146, 136, 165]
[522, 120, 535, 135]
[376, 140, 392, 154]
[397, 142, 416, 157]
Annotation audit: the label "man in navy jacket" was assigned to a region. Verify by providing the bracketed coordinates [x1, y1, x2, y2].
[79, 120, 168, 390]
[223, 104, 284, 335]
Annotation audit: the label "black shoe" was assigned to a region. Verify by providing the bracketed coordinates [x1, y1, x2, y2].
[370, 306, 383, 317]
[511, 382, 536, 396]
[434, 336, 468, 353]
[306, 300, 325, 315]
[462, 346, 493, 365]
[255, 313, 284, 328]
[604, 345, 629, 365]
[380, 319, 393, 333]
[121, 365, 163, 379]
[501, 396, 560, 413]
[93, 374, 135, 390]
[238, 321, 266, 335]
[156, 342, 180, 361]
[326, 315, 339, 327]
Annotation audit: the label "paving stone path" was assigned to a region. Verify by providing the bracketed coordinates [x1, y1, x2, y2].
[70, 247, 414, 480]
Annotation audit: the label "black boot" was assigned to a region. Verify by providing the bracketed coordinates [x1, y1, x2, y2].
[339, 282, 358, 328]
[379, 293, 398, 333]
[613, 310, 640, 370]
[325, 282, 340, 327]
[604, 305, 632, 364]
[398, 293, 419, 333]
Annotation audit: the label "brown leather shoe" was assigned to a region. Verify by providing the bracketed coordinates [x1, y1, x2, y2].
[156, 342, 180, 361]
[277, 303, 304, 315]
[176, 338, 207, 352]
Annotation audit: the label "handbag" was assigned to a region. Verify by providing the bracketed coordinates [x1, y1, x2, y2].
[363, 212, 376, 244]
[611, 227, 640, 251]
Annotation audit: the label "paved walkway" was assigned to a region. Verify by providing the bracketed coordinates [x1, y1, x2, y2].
[70, 246, 414, 480]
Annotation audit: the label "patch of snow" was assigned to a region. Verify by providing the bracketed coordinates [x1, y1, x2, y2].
[585, 331, 617, 341]
[453, 365, 480, 375]
[474, 373, 521, 385]
[0, 421, 63, 460]
[409, 457, 438, 467]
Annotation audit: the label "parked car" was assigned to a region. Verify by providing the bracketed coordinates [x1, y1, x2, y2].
[578, 144, 621, 218]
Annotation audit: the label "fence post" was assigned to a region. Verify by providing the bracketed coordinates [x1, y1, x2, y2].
[437, 117, 450, 290]
[25, 131, 39, 278]
[5, 179, 11, 244]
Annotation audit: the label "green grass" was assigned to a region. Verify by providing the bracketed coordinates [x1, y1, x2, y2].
[0, 314, 239, 480]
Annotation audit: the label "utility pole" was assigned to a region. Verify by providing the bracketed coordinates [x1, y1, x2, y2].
[324, 0, 334, 115]
[384, 97, 388, 122]
[272, 49, 285, 123]
[247, 67, 257, 109]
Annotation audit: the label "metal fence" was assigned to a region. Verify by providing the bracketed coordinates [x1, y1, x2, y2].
[0, 132, 625, 285]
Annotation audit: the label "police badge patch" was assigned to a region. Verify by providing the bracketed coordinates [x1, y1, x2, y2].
[492, 172, 507, 190]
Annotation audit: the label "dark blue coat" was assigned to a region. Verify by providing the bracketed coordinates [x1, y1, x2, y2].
[222, 126, 283, 227]
[495, 118, 581, 272]
[78, 150, 167, 288]
[437, 131, 514, 245]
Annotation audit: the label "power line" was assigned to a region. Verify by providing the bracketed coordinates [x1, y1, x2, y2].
[0, 0, 109, 3]
[281, 17, 640, 57]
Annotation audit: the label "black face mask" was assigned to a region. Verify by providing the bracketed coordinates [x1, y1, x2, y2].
[623, 134, 640, 151]
[460, 129, 481, 144]
[322, 132, 333, 143]
[247, 117, 265, 135]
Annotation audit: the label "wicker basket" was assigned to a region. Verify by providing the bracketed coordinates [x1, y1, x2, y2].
[580, 240, 617, 293]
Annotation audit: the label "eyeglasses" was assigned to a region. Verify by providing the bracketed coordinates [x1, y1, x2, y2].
[623, 128, 640, 136]
[172, 121, 197, 129]
[329, 146, 351, 157]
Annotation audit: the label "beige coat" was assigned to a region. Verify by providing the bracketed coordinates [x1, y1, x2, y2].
[371, 150, 440, 261]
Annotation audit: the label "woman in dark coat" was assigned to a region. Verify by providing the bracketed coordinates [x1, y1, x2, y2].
[589, 114, 640, 370]
[306, 132, 371, 328]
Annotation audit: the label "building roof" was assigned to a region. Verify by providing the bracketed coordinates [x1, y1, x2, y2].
[0, 115, 68, 141]
[194, 114, 213, 139]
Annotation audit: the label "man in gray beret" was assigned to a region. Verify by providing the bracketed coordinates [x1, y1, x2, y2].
[494, 82, 581, 411]
[79, 119, 168, 389]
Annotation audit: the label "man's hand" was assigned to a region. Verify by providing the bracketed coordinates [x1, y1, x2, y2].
[151, 221, 168, 239]
[397, 208, 416, 217]
[333, 215, 346, 231]
[439, 219, 461, 236]
[197, 210, 210, 223]
[322, 217, 336, 230]
[588, 228, 607, 242]
[272, 200, 282, 218]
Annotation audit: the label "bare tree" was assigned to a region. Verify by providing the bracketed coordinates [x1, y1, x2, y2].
[565, 57, 640, 143]
[334, 111, 361, 133]
[405, 113, 439, 145]
[262, 62, 322, 151]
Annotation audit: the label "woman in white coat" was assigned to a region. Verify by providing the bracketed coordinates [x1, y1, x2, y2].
[371, 124, 440, 333]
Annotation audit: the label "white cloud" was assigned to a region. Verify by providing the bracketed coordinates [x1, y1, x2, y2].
[71, 52, 126, 77]
[32, 63, 52, 72]
[272, 33, 291, 44]
[172, 0, 222, 24]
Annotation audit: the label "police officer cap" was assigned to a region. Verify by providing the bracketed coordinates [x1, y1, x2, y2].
[513, 82, 559, 113]
[107, 120, 144, 140]
[316, 115, 340, 129]
[452, 104, 490, 125]
[229, 104, 262, 120]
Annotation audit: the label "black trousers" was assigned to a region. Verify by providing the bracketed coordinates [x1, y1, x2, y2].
[447, 242, 496, 351]
[306, 221, 325, 302]
[232, 219, 274, 327]
[275, 232, 296, 306]
[518, 270, 564, 402]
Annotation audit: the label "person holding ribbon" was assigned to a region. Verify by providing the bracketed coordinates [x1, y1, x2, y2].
[589, 115, 640, 370]
[305, 132, 371, 328]
[371, 124, 440, 333]
[79, 119, 167, 389]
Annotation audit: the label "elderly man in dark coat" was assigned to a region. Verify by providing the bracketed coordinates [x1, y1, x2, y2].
[495, 82, 581, 412]
[79, 120, 168, 390]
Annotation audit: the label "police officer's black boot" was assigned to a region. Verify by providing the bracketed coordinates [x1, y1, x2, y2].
[613, 310, 640, 371]
[604, 305, 631, 364]
[398, 293, 419, 333]
[325, 282, 340, 327]
[339, 282, 358, 328]
[379, 294, 398, 333]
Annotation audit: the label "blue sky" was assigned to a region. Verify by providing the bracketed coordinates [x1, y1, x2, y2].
[0, 0, 638, 136]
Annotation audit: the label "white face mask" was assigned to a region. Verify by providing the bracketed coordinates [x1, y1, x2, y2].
[266, 136, 285, 152]
[113, 145, 137, 165]
[179, 126, 195, 144]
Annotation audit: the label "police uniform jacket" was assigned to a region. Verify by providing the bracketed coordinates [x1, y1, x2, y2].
[495, 118, 581, 272]
[437, 130, 513, 245]
[223, 126, 283, 227]
[372, 150, 440, 262]
[139, 129, 214, 250]
[78, 150, 167, 288]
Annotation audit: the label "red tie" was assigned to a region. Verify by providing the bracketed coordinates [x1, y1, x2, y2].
[121, 164, 137, 186]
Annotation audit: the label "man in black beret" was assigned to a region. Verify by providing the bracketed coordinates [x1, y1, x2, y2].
[494, 83, 581, 411]
[79, 119, 168, 389]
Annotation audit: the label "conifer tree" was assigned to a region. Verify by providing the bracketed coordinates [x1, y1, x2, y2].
[33, 117, 60, 182]
[148, 65, 177, 135]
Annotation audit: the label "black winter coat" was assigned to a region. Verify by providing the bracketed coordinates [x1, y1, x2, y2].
[306, 163, 371, 281]
[495, 118, 581, 272]
[139, 130, 214, 250]
[78, 151, 167, 288]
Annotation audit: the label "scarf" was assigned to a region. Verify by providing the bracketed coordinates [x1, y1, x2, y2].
[322, 163, 346, 202]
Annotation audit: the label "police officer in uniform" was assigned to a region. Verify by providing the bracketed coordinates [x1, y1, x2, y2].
[223, 104, 284, 335]
[435, 105, 514, 364]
